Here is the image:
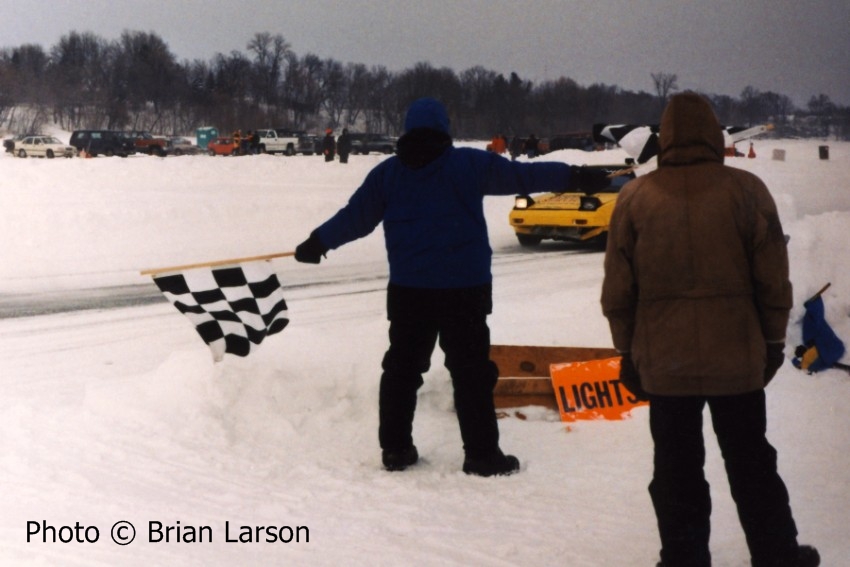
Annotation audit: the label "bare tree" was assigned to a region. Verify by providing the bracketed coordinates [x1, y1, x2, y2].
[363, 65, 392, 133]
[116, 31, 180, 131]
[808, 94, 835, 137]
[651, 72, 678, 111]
[343, 63, 370, 127]
[740, 86, 765, 126]
[282, 53, 325, 127]
[320, 58, 347, 127]
[48, 31, 114, 129]
[247, 32, 291, 109]
[459, 65, 500, 137]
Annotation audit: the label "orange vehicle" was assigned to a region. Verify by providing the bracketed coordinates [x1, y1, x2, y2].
[207, 137, 240, 156]
[128, 131, 169, 156]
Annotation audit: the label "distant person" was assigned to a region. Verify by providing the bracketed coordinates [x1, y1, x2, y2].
[232, 130, 242, 155]
[322, 129, 336, 162]
[524, 134, 539, 158]
[294, 97, 607, 476]
[601, 92, 819, 567]
[337, 128, 352, 164]
[489, 133, 507, 154]
[509, 135, 523, 161]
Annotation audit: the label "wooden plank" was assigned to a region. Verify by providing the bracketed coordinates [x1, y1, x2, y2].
[494, 392, 558, 411]
[490, 345, 618, 377]
[490, 345, 618, 410]
[493, 377, 555, 395]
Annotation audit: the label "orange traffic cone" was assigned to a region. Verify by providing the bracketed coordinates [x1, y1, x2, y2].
[748, 142, 756, 158]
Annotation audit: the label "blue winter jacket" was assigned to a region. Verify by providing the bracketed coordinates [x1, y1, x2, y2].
[316, 147, 572, 289]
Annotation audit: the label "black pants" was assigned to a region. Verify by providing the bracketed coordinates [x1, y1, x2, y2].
[649, 390, 798, 567]
[379, 284, 500, 458]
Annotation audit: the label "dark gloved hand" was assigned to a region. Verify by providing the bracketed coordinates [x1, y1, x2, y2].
[619, 353, 649, 401]
[294, 230, 329, 264]
[567, 165, 609, 193]
[764, 342, 786, 385]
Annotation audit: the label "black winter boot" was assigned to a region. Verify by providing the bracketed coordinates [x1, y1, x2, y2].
[382, 445, 419, 472]
[755, 544, 820, 567]
[795, 545, 820, 567]
[462, 449, 520, 477]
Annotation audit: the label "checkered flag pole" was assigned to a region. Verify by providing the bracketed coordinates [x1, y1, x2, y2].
[142, 252, 293, 362]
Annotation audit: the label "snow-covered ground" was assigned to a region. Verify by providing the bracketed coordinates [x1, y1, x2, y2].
[0, 137, 848, 566]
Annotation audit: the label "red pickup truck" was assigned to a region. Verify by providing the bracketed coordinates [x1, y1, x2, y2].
[129, 131, 169, 156]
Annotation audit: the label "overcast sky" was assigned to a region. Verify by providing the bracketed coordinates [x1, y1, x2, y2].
[2, 0, 848, 109]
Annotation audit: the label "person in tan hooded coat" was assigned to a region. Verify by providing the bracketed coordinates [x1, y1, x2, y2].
[602, 93, 818, 567]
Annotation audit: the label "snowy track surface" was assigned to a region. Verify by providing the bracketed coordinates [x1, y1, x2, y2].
[0, 247, 592, 318]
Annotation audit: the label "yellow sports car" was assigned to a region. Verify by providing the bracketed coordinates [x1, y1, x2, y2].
[508, 163, 636, 247]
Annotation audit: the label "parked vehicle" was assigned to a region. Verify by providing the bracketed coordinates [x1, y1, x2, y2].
[15, 135, 76, 158]
[129, 131, 169, 156]
[207, 137, 240, 156]
[296, 134, 319, 155]
[255, 129, 303, 155]
[168, 137, 204, 156]
[547, 131, 596, 152]
[508, 163, 636, 247]
[69, 130, 136, 157]
[349, 133, 397, 154]
[4, 133, 32, 154]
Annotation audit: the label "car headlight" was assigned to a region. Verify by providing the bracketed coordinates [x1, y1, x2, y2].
[514, 195, 534, 209]
[579, 197, 602, 211]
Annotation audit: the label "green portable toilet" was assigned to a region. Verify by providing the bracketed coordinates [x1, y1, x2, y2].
[196, 127, 218, 149]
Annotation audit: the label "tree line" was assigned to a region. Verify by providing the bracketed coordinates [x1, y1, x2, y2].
[1, 30, 847, 140]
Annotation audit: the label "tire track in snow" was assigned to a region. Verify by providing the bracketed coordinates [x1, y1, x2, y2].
[0, 247, 593, 319]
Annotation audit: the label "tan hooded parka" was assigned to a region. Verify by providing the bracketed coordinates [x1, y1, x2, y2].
[601, 93, 792, 396]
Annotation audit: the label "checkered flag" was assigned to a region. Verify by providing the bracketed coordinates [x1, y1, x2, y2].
[152, 261, 289, 361]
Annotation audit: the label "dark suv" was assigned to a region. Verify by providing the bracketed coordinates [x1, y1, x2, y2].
[349, 133, 397, 154]
[69, 130, 136, 157]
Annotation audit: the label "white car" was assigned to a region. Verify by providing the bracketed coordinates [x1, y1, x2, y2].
[16, 135, 76, 158]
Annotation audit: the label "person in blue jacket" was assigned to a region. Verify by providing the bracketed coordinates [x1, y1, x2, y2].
[295, 97, 607, 476]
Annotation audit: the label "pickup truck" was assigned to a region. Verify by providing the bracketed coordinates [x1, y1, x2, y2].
[129, 131, 169, 156]
[255, 129, 304, 155]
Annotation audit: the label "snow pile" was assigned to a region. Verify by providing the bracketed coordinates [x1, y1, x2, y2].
[0, 139, 848, 566]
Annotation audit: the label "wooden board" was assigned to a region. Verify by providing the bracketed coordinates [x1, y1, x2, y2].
[490, 345, 618, 410]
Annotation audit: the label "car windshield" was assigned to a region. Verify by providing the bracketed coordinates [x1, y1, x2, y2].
[45, 137, 62, 144]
